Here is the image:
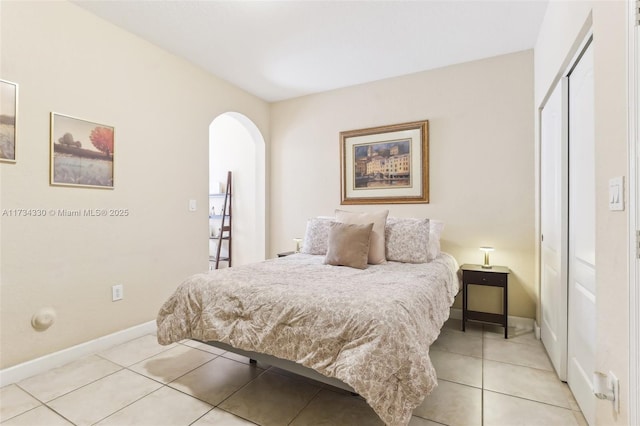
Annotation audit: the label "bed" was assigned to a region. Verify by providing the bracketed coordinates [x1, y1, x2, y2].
[156, 213, 459, 426]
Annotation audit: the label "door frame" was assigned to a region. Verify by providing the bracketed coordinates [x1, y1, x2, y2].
[628, 0, 639, 423]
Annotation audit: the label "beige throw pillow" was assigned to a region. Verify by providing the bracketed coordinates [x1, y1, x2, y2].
[324, 222, 373, 269]
[335, 209, 389, 264]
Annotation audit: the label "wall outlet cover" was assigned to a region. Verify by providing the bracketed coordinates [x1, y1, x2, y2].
[112, 284, 123, 301]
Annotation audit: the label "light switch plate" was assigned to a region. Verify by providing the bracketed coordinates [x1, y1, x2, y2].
[189, 199, 197, 212]
[609, 176, 624, 211]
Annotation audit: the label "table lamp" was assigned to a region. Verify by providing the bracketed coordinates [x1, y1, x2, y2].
[480, 246, 494, 269]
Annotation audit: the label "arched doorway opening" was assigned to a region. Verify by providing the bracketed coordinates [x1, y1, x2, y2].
[209, 112, 266, 266]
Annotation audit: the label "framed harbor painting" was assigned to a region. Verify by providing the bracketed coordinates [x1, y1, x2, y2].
[0, 79, 18, 163]
[50, 112, 114, 188]
[340, 120, 429, 204]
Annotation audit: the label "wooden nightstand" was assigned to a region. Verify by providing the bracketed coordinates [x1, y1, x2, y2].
[460, 263, 510, 338]
[277, 251, 295, 257]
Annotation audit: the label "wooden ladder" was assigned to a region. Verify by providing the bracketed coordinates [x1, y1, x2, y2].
[214, 171, 232, 269]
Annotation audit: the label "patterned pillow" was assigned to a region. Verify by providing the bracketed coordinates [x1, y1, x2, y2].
[385, 217, 430, 263]
[301, 217, 334, 255]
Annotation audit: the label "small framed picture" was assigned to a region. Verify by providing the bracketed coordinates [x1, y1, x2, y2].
[0, 79, 18, 163]
[340, 120, 429, 204]
[50, 112, 114, 189]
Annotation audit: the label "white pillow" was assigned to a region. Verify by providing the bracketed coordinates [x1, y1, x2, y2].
[427, 220, 445, 261]
[385, 217, 430, 263]
[301, 217, 334, 255]
[335, 209, 389, 264]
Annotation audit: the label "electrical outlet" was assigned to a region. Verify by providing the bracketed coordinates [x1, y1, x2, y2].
[112, 284, 123, 301]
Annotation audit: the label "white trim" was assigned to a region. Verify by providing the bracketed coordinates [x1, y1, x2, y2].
[0, 321, 156, 387]
[628, 0, 639, 423]
[449, 308, 535, 333]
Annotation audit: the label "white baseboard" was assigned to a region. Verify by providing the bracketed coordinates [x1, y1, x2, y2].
[0, 320, 157, 387]
[449, 308, 535, 332]
[534, 321, 541, 340]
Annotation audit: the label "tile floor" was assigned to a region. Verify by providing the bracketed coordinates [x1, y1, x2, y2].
[0, 319, 587, 426]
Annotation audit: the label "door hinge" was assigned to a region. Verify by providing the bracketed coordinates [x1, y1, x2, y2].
[636, 1, 640, 26]
[636, 230, 640, 259]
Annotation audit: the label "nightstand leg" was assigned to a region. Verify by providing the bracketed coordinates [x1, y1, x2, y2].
[462, 282, 467, 332]
[504, 285, 508, 338]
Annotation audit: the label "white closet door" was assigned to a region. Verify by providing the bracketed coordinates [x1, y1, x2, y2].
[540, 81, 568, 380]
[567, 40, 596, 425]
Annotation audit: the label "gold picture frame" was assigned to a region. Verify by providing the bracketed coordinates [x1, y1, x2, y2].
[0, 79, 18, 163]
[340, 120, 429, 204]
[50, 112, 114, 189]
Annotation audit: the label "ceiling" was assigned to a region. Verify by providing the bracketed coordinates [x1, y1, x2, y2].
[73, 0, 549, 102]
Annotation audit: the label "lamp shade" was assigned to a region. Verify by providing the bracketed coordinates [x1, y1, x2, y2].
[480, 246, 494, 268]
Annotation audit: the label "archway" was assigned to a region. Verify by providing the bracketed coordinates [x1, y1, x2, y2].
[209, 112, 266, 266]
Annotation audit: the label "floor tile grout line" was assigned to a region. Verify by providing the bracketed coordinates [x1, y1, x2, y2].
[125, 344, 223, 389]
[213, 368, 323, 426]
[95, 334, 179, 366]
[209, 406, 260, 425]
[208, 365, 270, 411]
[52, 362, 176, 424]
[412, 415, 448, 426]
[12, 383, 48, 406]
[74, 363, 217, 425]
[82, 385, 165, 426]
[149, 356, 268, 411]
[482, 357, 555, 373]
[429, 346, 484, 361]
[436, 377, 482, 390]
[483, 357, 562, 376]
[41, 404, 77, 426]
[138, 347, 365, 425]
[185, 405, 259, 426]
[123, 364, 179, 388]
[16, 366, 125, 406]
[0, 403, 48, 425]
[187, 406, 215, 426]
[482, 388, 579, 413]
[286, 386, 323, 425]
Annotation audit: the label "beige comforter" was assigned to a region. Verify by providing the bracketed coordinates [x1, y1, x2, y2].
[156, 253, 459, 426]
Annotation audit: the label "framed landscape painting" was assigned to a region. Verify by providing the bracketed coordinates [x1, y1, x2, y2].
[0, 79, 18, 163]
[50, 113, 114, 189]
[340, 120, 429, 204]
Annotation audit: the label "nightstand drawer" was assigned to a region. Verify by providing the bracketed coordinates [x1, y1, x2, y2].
[464, 270, 507, 286]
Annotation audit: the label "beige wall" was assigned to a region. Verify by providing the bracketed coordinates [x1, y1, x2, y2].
[0, 1, 269, 368]
[534, 1, 629, 424]
[270, 51, 536, 319]
[8, 11, 629, 424]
